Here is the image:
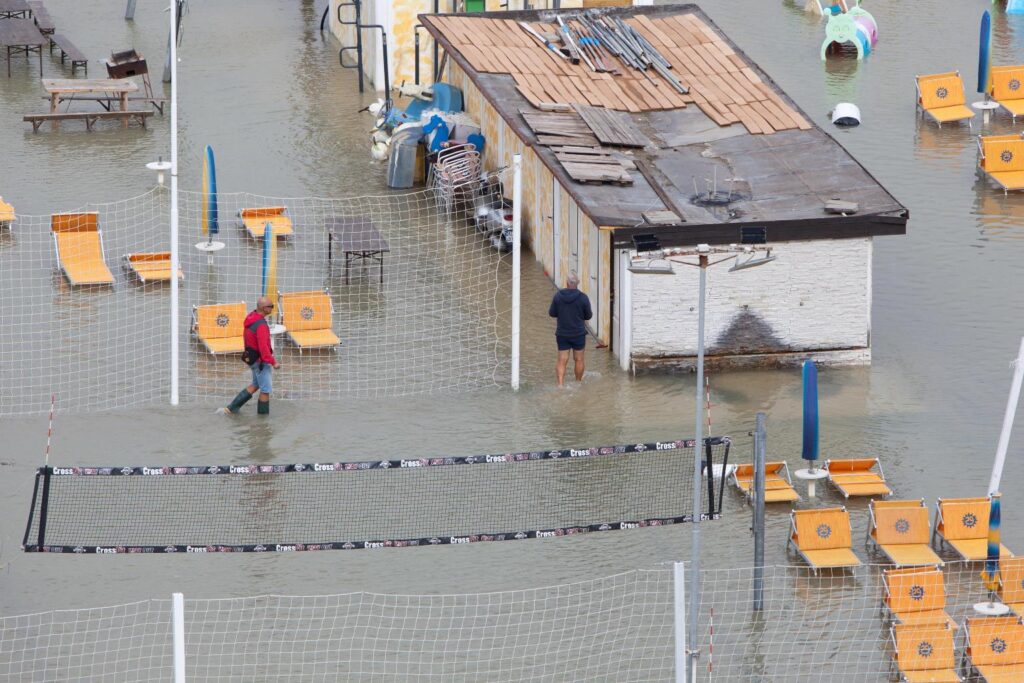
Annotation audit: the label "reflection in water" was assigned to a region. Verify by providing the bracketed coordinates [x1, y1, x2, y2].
[913, 119, 976, 163]
[973, 181, 1024, 241]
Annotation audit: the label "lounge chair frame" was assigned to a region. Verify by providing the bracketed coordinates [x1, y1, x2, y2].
[786, 506, 861, 574]
[977, 134, 1024, 195]
[238, 206, 294, 240]
[191, 302, 247, 355]
[123, 252, 183, 284]
[932, 496, 1014, 561]
[915, 70, 974, 129]
[989, 65, 1024, 123]
[728, 461, 798, 504]
[961, 615, 1024, 681]
[277, 288, 341, 353]
[881, 566, 954, 631]
[824, 457, 891, 498]
[866, 498, 944, 568]
[888, 623, 962, 682]
[51, 212, 114, 286]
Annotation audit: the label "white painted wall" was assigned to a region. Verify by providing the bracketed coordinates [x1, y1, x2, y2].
[628, 238, 873, 360]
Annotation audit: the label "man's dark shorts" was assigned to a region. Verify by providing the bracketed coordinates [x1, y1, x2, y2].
[556, 334, 586, 351]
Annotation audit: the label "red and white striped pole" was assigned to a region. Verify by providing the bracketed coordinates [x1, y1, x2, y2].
[707, 606, 714, 675]
[44, 394, 55, 466]
[704, 376, 712, 436]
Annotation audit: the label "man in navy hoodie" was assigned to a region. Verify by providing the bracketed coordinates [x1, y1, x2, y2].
[548, 272, 592, 387]
[222, 297, 281, 415]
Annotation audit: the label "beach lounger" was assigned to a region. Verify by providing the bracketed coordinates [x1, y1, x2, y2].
[867, 499, 944, 568]
[730, 462, 799, 503]
[963, 615, 1024, 682]
[239, 206, 293, 239]
[192, 302, 246, 354]
[51, 212, 114, 286]
[999, 558, 1024, 618]
[0, 196, 14, 227]
[932, 497, 1014, 562]
[915, 71, 975, 127]
[278, 289, 340, 351]
[882, 566, 956, 630]
[124, 252, 183, 283]
[787, 507, 861, 572]
[890, 623, 961, 682]
[990, 65, 1024, 122]
[824, 458, 892, 498]
[978, 135, 1024, 194]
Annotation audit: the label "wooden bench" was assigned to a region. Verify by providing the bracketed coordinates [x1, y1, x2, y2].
[48, 33, 86, 74]
[24, 109, 152, 132]
[27, 1, 53, 34]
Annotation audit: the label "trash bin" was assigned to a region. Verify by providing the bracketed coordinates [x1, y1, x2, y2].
[387, 126, 424, 189]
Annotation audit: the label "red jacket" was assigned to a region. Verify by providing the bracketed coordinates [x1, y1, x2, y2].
[243, 310, 276, 365]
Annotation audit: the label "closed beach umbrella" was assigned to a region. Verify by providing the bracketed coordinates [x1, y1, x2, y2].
[979, 10, 992, 95]
[802, 360, 820, 469]
[261, 222, 277, 300]
[201, 145, 219, 238]
[982, 493, 1002, 593]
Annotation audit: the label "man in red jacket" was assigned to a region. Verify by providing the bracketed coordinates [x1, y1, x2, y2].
[222, 297, 281, 415]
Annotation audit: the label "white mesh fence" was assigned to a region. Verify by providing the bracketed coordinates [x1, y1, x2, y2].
[1, 560, 1013, 681]
[0, 176, 512, 415]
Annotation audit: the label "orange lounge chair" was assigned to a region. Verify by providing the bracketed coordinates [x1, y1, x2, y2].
[239, 206, 294, 239]
[963, 615, 1024, 682]
[0, 196, 14, 227]
[932, 497, 1014, 562]
[867, 499, 944, 568]
[916, 71, 975, 127]
[978, 134, 1024, 194]
[999, 558, 1024, 618]
[882, 566, 957, 630]
[824, 458, 892, 498]
[192, 302, 246, 354]
[124, 252, 183, 283]
[787, 507, 861, 572]
[990, 65, 1024, 122]
[277, 289, 340, 351]
[51, 212, 114, 285]
[889, 623, 962, 682]
[730, 462, 799, 503]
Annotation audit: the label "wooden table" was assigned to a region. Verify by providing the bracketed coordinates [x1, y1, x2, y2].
[42, 77, 138, 130]
[0, 18, 43, 76]
[0, 0, 31, 19]
[327, 216, 391, 284]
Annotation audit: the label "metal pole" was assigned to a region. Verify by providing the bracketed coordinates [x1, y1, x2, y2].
[688, 253, 707, 679]
[162, 30, 171, 83]
[125, 0, 137, 20]
[172, 592, 186, 683]
[753, 412, 766, 611]
[674, 561, 687, 683]
[169, 0, 180, 406]
[990, 337, 1024, 494]
[511, 154, 522, 392]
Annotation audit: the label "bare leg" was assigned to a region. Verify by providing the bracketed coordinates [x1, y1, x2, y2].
[555, 350, 570, 387]
[573, 349, 585, 381]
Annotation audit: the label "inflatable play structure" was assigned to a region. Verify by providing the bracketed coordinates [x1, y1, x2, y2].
[818, 1, 878, 60]
[1008, 0, 1024, 16]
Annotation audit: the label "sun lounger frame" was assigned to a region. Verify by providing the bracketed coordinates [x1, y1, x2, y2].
[50, 212, 114, 286]
[961, 615, 1024, 681]
[915, 70, 975, 129]
[866, 498, 944, 568]
[728, 460, 798, 504]
[888, 623, 961, 682]
[277, 288, 341, 353]
[881, 566, 955, 631]
[824, 457, 891, 498]
[123, 252, 183, 284]
[786, 506, 861, 574]
[191, 302, 247, 355]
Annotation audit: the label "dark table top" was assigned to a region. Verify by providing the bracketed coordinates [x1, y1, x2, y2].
[326, 216, 390, 253]
[0, 18, 44, 46]
[0, 0, 30, 15]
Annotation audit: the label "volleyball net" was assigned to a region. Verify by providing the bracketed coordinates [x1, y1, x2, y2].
[22, 438, 730, 553]
[2, 560, 1011, 682]
[0, 175, 512, 416]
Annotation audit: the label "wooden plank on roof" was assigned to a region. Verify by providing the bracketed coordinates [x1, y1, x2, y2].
[570, 76, 604, 106]
[536, 133, 601, 146]
[608, 80, 642, 113]
[754, 84, 812, 129]
[631, 15, 676, 47]
[713, 39, 735, 57]
[516, 85, 544, 108]
[652, 17, 693, 50]
[720, 71, 761, 104]
[674, 14, 710, 44]
[573, 104, 647, 147]
[729, 54, 749, 71]
[727, 103, 767, 135]
[749, 99, 788, 131]
[697, 42, 736, 75]
[681, 46, 716, 77]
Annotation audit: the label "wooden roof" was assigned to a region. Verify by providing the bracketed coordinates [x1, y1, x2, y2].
[421, 5, 908, 246]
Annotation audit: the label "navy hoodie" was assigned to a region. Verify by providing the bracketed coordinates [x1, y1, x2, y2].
[549, 288, 592, 337]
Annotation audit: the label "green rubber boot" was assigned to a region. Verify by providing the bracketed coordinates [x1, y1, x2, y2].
[257, 398, 270, 415]
[225, 390, 253, 414]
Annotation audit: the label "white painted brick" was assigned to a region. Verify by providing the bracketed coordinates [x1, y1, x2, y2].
[630, 238, 872, 357]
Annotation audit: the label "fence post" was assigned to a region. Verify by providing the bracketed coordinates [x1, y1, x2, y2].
[673, 561, 687, 683]
[168, 0, 179, 405]
[511, 154, 522, 391]
[752, 413, 766, 611]
[172, 592, 185, 682]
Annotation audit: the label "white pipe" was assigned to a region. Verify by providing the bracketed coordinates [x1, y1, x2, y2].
[673, 561, 686, 683]
[172, 592, 185, 682]
[169, 0, 179, 406]
[989, 337, 1024, 494]
[619, 251, 632, 372]
[511, 154, 522, 392]
[688, 257, 707, 681]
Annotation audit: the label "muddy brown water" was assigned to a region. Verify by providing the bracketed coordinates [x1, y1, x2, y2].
[0, 0, 1023, 622]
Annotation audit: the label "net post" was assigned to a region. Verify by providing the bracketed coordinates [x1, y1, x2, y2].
[990, 336, 1024, 494]
[22, 469, 42, 550]
[673, 561, 687, 683]
[688, 256, 707, 678]
[172, 592, 186, 683]
[752, 413, 766, 611]
[37, 466, 52, 549]
[511, 154, 522, 392]
[169, 0, 180, 407]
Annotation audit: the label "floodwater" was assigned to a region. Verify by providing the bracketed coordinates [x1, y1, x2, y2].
[1, 0, 1023, 634]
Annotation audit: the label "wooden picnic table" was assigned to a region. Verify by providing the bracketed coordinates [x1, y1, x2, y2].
[0, 0, 31, 19]
[42, 77, 138, 130]
[326, 216, 391, 284]
[0, 17, 43, 76]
